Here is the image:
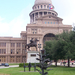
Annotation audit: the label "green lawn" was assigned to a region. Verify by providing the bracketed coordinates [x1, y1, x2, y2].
[9, 63, 19, 65]
[0, 66, 75, 75]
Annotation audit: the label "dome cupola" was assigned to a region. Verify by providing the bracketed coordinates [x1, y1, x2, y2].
[29, 0, 58, 24]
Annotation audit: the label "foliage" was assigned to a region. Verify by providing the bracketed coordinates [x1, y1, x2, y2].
[19, 63, 39, 67]
[44, 31, 75, 67]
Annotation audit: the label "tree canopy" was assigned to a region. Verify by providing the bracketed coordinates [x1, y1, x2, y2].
[44, 31, 75, 67]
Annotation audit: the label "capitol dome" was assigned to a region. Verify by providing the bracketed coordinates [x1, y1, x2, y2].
[35, 0, 52, 5]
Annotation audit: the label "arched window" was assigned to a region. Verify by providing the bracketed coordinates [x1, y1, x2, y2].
[52, 13, 54, 15]
[45, 22, 46, 24]
[48, 12, 51, 14]
[38, 6, 39, 9]
[48, 22, 49, 24]
[35, 7, 36, 9]
[51, 22, 52, 24]
[54, 22, 55, 24]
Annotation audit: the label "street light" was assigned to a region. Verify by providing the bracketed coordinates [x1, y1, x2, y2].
[38, 44, 41, 51]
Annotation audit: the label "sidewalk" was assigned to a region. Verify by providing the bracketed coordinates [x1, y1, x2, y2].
[52, 63, 75, 67]
[0, 65, 19, 69]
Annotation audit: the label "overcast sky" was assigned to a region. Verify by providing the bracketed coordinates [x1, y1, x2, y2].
[0, 0, 75, 37]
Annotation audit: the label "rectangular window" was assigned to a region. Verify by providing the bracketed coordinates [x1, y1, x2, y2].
[22, 56, 26, 62]
[22, 43, 25, 47]
[17, 49, 21, 54]
[11, 43, 15, 47]
[0, 43, 6, 47]
[32, 29, 37, 34]
[10, 56, 14, 62]
[17, 43, 21, 47]
[4, 49, 6, 54]
[22, 49, 26, 54]
[16, 56, 20, 62]
[2, 49, 3, 54]
[11, 49, 15, 54]
[35, 29, 37, 34]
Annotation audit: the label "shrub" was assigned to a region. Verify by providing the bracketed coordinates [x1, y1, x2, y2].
[19, 63, 39, 67]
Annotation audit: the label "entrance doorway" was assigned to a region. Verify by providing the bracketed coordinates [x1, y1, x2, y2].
[43, 33, 55, 44]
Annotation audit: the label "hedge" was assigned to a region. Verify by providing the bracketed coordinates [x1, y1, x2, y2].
[19, 63, 39, 67]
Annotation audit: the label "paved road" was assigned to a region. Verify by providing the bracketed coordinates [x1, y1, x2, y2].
[0, 65, 19, 69]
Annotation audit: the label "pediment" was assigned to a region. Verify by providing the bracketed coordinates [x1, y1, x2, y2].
[36, 14, 63, 21]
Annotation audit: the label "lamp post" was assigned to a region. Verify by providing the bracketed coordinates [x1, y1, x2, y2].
[24, 62, 25, 72]
[24, 49, 26, 72]
[38, 44, 41, 51]
[38, 44, 41, 62]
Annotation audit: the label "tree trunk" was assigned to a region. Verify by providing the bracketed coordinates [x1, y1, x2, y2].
[55, 60, 57, 66]
[68, 58, 70, 67]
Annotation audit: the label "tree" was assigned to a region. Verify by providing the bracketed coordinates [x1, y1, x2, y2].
[44, 31, 75, 67]
[57, 31, 75, 67]
[44, 39, 67, 66]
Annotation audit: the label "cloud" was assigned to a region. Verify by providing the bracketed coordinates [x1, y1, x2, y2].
[0, 17, 5, 22]
[0, 0, 75, 37]
[0, 4, 32, 37]
[52, 0, 75, 25]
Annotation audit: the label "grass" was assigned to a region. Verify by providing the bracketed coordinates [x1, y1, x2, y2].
[0, 66, 75, 75]
[9, 63, 19, 65]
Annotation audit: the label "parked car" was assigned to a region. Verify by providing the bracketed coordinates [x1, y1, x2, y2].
[4, 63, 9, 67]
[1, 63, 5, 66]
[0, 63, 2, 66]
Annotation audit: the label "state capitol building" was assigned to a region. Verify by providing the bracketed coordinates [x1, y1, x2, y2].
[0, 0, 72, 63]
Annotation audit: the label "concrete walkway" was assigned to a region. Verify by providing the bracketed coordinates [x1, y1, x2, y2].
[52, 63, 75, 67]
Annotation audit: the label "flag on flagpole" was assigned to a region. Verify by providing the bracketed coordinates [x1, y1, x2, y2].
[49, 4, 53, 9]
[49, 4, 51, 9]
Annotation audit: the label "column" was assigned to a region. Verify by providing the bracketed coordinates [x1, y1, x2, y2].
[31, 15, 33, 23]
[8, 56, 10, 63]
[21, 43, 22, 54]
[32, 14, 33, 23]
[6, 43, 8, 54]
[15, 56, 16, 63]
[38, 12, 40, 17]
[30, 15, 31, 23]
[42, 12, 44, 16]
[42, 5, 44, 9]
[6, 56, 7, 63]
[20, 56, 22, 63]
[15, 43, 16, 54]
[46, 5, 47, 9]
[34, 13, 35, 23]
[47, 12, 48, 15]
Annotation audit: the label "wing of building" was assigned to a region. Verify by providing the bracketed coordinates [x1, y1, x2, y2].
[0, 0, 72, 63]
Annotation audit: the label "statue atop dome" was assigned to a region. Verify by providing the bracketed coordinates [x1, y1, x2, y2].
[35, 0, 52, 5]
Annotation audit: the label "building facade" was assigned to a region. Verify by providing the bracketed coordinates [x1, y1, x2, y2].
[0, 0, 72, 63]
